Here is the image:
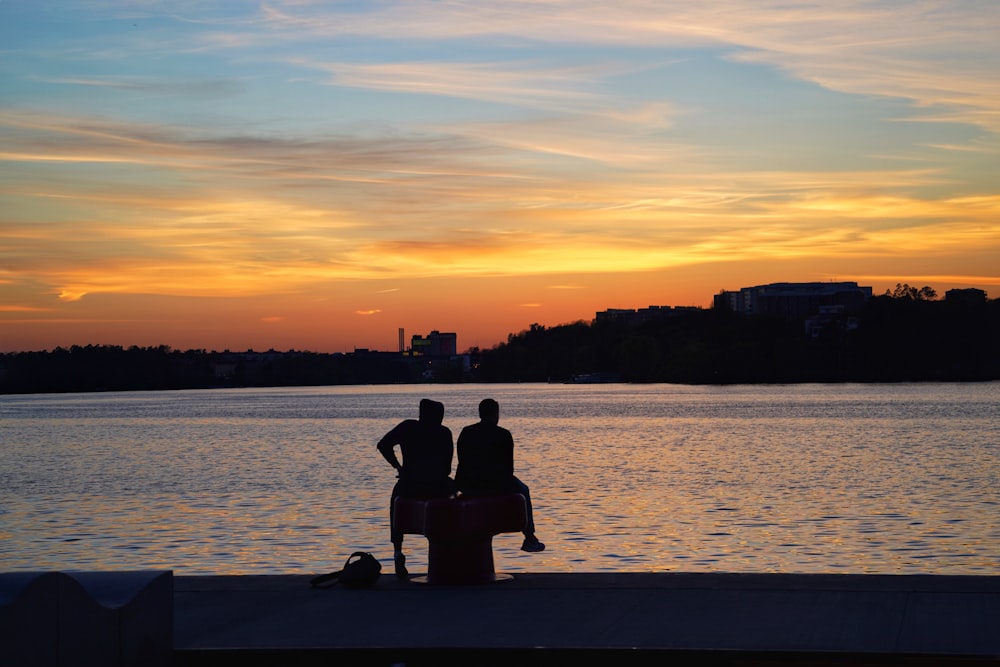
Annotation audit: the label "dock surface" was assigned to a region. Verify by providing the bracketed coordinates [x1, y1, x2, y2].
[174, 571, 1000, 665]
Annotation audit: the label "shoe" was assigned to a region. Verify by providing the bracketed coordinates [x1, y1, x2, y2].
[521, 537, 545, 553]
[394, 552, 408, 579]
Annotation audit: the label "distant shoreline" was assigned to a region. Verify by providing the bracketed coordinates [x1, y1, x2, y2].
[3, 295, 999, 393]
[3, 375, 999, 398]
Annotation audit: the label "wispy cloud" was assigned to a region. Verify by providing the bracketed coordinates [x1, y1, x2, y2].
[0, 305, 54, 312]
[309, 60, 602, 108]
[248, 1, 1000, 132]
[33, 75, 245, 97]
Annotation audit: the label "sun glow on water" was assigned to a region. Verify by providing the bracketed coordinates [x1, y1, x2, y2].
[2, 383, 998, 575]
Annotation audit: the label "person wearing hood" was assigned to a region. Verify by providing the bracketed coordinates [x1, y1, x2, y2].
[377, 398, 455, 578]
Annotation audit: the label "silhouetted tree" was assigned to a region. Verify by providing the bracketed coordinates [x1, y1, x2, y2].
[885, 283, 937, 300]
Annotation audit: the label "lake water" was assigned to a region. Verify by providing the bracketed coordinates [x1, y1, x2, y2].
[1, 382, 998, 577]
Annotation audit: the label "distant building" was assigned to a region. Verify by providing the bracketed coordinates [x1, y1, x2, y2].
[410, 330, 457, 356]
[406, 330, 468, 381]
[595, 308, 639, 324]
[945, 288, 987, 306]
[594, 305, 699, 326]
[714, 282, 873, 318]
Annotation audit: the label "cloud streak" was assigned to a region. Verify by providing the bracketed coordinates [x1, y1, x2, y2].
[246, 1, 1000, 131]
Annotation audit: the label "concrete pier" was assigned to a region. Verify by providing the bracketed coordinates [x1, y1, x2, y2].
[174, 572, 1000, 665]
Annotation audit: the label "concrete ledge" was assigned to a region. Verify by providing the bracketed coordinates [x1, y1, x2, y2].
[175, 646, 1000, 666]
[174, 572, 1000, 664]
[0, 572, 61, 666]
[0, 570, 173, 667]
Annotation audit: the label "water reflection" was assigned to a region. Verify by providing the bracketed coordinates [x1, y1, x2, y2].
[1, 382, 998, 575]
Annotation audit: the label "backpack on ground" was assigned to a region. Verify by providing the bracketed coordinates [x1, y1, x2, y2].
[310, 552, 382, 589]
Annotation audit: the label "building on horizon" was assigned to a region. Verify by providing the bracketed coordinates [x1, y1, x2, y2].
[594, 305, 701, 326]
[409, 330, 457, 356]
[945, 288, 988, 306]
[714, 281, 873, 318]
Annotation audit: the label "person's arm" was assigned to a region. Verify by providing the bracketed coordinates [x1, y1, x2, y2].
[503, 430, 515, 478]
[376, 423, 404, 471]
[455, 427, 467, 462]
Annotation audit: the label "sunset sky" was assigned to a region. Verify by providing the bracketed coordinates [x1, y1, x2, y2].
[2, 1, 999, 354]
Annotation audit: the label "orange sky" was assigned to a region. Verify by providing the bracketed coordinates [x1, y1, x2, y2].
[2, 2, 999, 353]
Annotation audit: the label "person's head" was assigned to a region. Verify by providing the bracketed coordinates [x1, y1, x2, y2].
[418, 398, 444, 426]
[478, 398, 499, 425]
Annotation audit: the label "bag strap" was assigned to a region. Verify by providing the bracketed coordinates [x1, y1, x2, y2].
[311, 552, 377, 588]
[309, 569, 343, 589]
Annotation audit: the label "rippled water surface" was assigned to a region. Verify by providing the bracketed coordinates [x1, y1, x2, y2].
[2, 383, 998, 575]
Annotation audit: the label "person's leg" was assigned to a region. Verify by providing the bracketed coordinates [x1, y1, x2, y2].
[389, 483, 408, 578]
[511, 477, 535, 536]
[389, 482, 402, 547]
[512, 477, 544, 552]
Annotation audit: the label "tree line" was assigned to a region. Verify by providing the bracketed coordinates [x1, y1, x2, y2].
[472, 286, 999, 383]
[2, 288, 998, 394]
[0, 346, 422, 395]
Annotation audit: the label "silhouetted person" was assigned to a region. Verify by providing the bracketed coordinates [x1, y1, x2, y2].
[456, 398, 545, 552]
[377, 398, 455, 578]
